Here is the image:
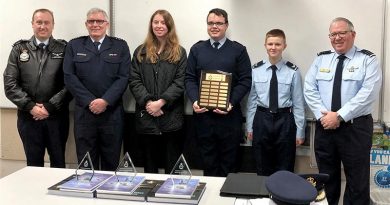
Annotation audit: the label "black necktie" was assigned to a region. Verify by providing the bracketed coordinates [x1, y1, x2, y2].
[269, 65, 278, 113]
[213, 41, 220, 49]
[331, 55, 346, 112]
[93, 41, 101, 51]
[38, 43, 45, 59]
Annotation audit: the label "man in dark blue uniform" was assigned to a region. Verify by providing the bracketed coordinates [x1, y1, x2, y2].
[63, 8, 130, 171]
[185, 8, 252, 177]
[4, 8, 71, 168]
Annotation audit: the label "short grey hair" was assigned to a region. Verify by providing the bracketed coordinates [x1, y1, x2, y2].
[330, 17, 354, 31]
[86, 8, 109, 22]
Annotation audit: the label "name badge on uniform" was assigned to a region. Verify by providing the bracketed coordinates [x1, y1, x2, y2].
[51, 52, 64, 59]
[319, 68, 330, 73]
[347, 66, 359, 72]
[109, 53, 118, 57]
[19, 49, 29, 62]
[76, 53, 87, 56]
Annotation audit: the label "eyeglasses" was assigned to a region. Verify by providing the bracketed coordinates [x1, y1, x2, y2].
[328, 31, 352, 39]
[207, 22, 226, 27]
[86, 19, 107, 25]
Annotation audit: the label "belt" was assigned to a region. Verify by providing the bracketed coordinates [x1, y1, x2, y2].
[257, 106, 291, 114]
[343, 114, 371, 124]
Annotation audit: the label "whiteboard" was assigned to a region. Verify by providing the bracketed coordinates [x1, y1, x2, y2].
[0, 0, 109, 108]
[1, 0, 385, 121]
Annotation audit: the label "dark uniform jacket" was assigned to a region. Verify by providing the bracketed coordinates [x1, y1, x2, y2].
[4, 36, 70, 113]
[129, 45, 187, 134]
[63, 36, 130, 108]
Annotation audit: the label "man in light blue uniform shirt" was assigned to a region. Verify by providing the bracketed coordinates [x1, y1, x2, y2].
[304, 17, 382, 205]
[247, 29, 305, 176]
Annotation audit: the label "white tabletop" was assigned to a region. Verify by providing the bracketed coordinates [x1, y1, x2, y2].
[0, 166, 235, 205]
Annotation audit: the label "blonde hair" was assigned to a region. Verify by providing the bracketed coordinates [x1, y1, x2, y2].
[137, 10, 181, 64]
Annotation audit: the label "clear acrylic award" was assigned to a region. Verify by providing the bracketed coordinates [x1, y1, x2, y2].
[75, 151, 94, 181]
[169, 154, 192, 189]
[114, 152, 137, 183]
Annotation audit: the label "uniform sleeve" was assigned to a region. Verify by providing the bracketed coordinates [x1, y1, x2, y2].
[230, 46, 252, 106]
[184, 46, 200, 103]
[304, 57, 328, 120]
[101, 41, 131, 106]
[291, 69, 306, 139]
[160, 48, 187, 108]
[246, 71, 257, 133]
[3, 45, 35, 111]
[63, 41, 96, 107]
[338, 55, 382, 121]
[129, 47, 154, 107]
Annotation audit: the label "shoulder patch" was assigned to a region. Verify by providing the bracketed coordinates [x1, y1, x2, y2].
[359, 49, 375, 57]
[286, 61, 298, 71]
[252, 60, 264, 69]
[12, 39, 29, 47]
[317, 50, 332, 56]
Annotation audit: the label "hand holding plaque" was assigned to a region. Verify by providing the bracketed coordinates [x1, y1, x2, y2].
[199, 70, 232, 111]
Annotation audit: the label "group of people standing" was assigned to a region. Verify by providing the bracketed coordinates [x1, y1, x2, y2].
[3, 6, 381, 205]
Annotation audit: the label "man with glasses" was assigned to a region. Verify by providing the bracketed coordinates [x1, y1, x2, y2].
[185, 8, 252, 177]
[63, 8, 130, 171]
[4, 8, 71, 168]
[304, 17, 382, 205]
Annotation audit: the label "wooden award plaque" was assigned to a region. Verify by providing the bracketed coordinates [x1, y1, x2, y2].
[198, 70, 232, 111]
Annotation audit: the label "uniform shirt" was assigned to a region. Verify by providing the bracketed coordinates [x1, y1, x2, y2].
[246, 59, 306, 139]
[304, 46, 382, 122]
[210, 37, 226, 49]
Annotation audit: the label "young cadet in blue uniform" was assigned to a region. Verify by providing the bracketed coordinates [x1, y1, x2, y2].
[304, 17, 382, 205]
[246, 29, 305, 176]
[185, 8, 252, 177]
[4, 8, 71, 168]
[63, 8, 130, 171]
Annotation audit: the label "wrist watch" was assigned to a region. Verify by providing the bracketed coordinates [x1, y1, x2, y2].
[337, 114, 344, 122]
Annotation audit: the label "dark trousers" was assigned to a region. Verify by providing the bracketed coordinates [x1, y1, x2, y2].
[17, 109, 69, 168]
[315, 115, 372, 205]
[194, 111, 242, 177]
[74, 104, 123, 171]
[252, 108, 296, 176]
[142, 129, 183, 174]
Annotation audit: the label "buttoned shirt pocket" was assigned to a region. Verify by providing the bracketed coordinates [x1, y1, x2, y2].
[342, 68, 364, 97]
[103, 55, 122, 77]
[278, 75, 293, 94]
[73, 55, 91, 77]
[253, 75, 269, 100]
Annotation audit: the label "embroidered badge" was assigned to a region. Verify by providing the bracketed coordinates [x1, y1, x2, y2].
[347, 66, 359, 72]
[76, 53, 87, 56]
[51, 52, 64, 59]
[109, 53, 118, 56]
[19, 50, 29, 62]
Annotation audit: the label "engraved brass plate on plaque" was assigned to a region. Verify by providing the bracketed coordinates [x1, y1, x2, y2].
[198, 70, 232, 111]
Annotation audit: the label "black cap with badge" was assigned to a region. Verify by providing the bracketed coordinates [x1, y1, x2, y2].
[265, 170, 317, 205]
[299, 173, 329, 202]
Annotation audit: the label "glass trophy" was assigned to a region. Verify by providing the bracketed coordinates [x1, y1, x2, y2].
[75, 151, 94, 181]
[114, 152, 137, 183]
[169, 154, 192, 189]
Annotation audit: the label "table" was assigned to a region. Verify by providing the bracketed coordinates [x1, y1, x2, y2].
[0, 166, 235, 205]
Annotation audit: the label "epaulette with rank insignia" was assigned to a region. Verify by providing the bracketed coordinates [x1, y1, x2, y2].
[359, 49, 375, 57]
[70, 36, 88, 41]
[12, 39, 29, 47]
[252, 60, 264, 69]
[110, 36, 126, 42]
[286, 61, 298, 71]
[317, 50, 332, 56]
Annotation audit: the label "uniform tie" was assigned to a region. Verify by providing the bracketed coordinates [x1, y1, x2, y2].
[93, 41, 101, 51]
[213, 41, 220, 49]
[331, 55, 346, 112]
[38, 43, 45, 59]
[269, 65, 278, 113]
